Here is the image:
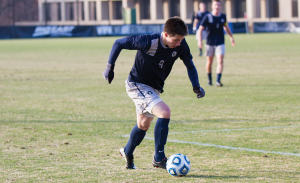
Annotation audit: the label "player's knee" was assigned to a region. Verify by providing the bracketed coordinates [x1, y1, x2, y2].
[138, 123, 150, 131]
[160, 107, 171, 119]
[138, 125, 149, 131]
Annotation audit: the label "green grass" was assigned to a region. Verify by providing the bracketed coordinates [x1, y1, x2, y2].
[0, 33, 300, 182]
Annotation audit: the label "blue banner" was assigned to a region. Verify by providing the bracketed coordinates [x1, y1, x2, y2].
[254, 22, 289, 33]
[0, 26, 95, 39]
[31, 26, 94, 38]
[0, 22, 253, 39]
[96, 24, 164, 36]
[0, 26, 14, 39]
[232, 22, 247, 33]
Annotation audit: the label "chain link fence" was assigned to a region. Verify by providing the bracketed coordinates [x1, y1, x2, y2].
[0, 0, 122, 26]
[0, 0, 39, 26]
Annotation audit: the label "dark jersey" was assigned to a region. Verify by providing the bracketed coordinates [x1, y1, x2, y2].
[195, 10, 209, 29]
[201, 13, 227, 46]
[107, 33, 200, 93]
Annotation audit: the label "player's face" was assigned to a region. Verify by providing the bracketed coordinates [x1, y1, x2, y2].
[165, 33, 185, 48]
[199, 3, 206, 11]
[212, 1, 221, 13]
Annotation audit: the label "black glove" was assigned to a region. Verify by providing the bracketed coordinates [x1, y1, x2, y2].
[102, 63, 115, 84]
[107, 64, 114, 84]
[193, 86, 205, 99]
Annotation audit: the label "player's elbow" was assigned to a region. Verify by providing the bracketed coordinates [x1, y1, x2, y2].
[113, 37, 128, 49]
[114, 39, 122, 46]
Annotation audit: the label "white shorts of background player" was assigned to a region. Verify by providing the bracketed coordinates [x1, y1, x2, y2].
[205, 44, 225, 57]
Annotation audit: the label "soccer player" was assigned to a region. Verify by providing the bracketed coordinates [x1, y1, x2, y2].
[193, 2, 209, 56]
[102, 17, 205, 170]
[198, 0, 235, 87]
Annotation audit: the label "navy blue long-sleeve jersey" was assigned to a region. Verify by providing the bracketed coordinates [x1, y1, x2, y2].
[195, 10, 209, 30]
[201, 13, 227, 46]
[108, 33, 200, 93]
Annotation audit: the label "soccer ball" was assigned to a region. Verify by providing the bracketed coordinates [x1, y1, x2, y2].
[166, 154, 191, 176]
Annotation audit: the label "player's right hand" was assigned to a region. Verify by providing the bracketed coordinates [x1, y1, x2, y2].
[198, 41, 202, 49]
[102, 63, 115, 84]
[230, 37, 235, 46]
[193, 86, 205, 99]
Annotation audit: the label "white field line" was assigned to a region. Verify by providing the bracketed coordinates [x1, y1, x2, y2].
[119, 135, 300, 157]
[149, 137, 300, 157]
[119, 125, 300, 157]
[168, 125, 300, 135]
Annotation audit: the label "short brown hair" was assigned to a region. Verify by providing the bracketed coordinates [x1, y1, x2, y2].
[212, 0, 220, 2]
[163, 16, 188, 36]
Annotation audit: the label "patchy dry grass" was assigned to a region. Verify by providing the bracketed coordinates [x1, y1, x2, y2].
[0, 34, 300, 182]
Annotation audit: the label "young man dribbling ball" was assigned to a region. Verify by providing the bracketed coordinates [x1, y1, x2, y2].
[102, 17, 205, 170]
[198, 0, 235, 87]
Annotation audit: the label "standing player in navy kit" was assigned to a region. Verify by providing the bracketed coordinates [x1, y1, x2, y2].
[193, 2, 209, 56]
[102, 17, 205, 170]
[198, 0, 235, 86]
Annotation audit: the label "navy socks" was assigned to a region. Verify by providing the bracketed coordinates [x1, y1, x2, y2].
[124, 124, 146, 158]
[217, 73, 222, 83]
[154, 118, 170, 162]
[207, 73, 212, 84]
[124, 118, 170, 161]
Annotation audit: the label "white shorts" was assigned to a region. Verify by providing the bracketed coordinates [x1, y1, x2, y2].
[196, 29, 207, 40]
[205, 44, 225, 57]
[125, 79, 162, 117]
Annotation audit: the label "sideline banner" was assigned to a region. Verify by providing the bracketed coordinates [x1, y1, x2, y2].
[30, 26, 94, 38]
[0, 26, 14, 39]
[14, 26, 37, 38]
[0, 23, 249, 39]
[231, 22, 247, 33]
[96, 24, 164, 36]
[0, 26, 95, 39]
[254, 22, 289, 33]
[254, 22, 300, 33]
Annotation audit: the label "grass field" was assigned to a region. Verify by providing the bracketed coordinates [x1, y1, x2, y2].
[0, 33, 300, 182]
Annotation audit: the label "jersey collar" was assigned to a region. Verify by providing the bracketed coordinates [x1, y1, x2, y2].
[160, 33, 171, 49]
[211, 11, 221, 17]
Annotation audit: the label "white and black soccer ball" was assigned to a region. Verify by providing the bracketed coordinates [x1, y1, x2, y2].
[166, 154, 191, 176]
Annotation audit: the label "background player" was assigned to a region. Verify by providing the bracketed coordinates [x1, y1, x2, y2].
[198, 0, 235, 86]
[102, 17, 205, 170]
[193, 2, 209, 56]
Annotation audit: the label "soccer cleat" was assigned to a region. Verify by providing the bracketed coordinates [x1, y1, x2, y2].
[207, 81, 212, 86]
[215, 82, 223, 87]
[152, 156, 168, 170]
[120, 147, 136, 169]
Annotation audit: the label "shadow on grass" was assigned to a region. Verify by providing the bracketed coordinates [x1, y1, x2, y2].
[225, 84, 299, 87]
[186, 174, 251, 179]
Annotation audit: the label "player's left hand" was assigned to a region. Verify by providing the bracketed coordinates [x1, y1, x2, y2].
[102, 63, 115, 84]
[193, 86, 205, 99]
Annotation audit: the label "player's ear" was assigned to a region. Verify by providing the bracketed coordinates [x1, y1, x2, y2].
[164, 32, 169, 37]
